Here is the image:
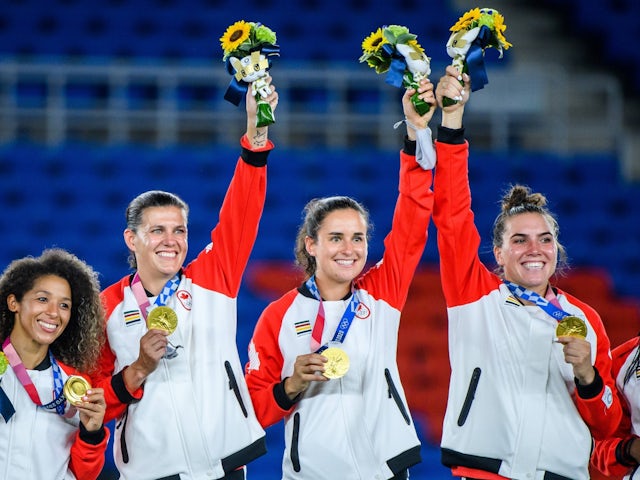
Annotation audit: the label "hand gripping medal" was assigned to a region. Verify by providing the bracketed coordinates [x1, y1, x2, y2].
[146, 306, 178, 334]
[322, 346, 350, 379]
[556, 315, 587, 339]
[63, 375, 91, 403]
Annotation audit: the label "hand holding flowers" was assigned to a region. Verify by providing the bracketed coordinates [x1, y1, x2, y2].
[443, 7, 512, 105]
[220, 20, 279, 127]
[359, 25, 432, 115]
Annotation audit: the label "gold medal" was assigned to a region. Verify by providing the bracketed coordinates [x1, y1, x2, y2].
[147, 306, 178, 334]
[64, 375, 91, 404]
[556, 315, 587, 339]
[322, 347, 350, 379]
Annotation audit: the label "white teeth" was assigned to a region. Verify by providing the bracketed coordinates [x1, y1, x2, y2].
[157, 252, 176, 258]
[336, 259, 354, 266]
[38, 320, 57, 332]
[524, 262, 543, 269]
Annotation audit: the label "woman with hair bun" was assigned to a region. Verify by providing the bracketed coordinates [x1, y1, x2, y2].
[432, 65, 622, 480]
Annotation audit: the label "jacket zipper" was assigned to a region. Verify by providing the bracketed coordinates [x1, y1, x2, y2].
[291, 412, 301, 472]
[384, 368, 411, 425]
[457, 367, 481, 426]
[224, 361, 248, 417]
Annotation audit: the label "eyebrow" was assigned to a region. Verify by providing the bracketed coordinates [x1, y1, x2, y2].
[510, 231, 553, 238]
[327, 231, 365, 236]
[34, 290, 72, 303]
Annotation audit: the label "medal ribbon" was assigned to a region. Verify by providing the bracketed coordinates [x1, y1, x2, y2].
[305, 276, 359, 353]
[130, 272, 180, 320]
[1, 337, 66, 415]
[503, 281, 572, 323]
[131, 272, 182, 359]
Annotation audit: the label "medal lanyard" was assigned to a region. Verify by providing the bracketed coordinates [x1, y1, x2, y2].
[1, 337, 66, 415]
[130, 272, 180, 320]
[503, 281, 571, 323]
[306, 276, 359, 353]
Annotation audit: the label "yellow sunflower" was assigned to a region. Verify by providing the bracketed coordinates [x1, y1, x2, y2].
[220, 20, 252, 55]
[450, 8, 481, 32]
[492, 14, 512, 49]
[407, 39, 425, 55]
[361, 28, 388, 54]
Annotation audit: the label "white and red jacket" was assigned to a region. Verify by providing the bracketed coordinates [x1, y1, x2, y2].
[95, 136, 271, 480]
[0, 358, 108, 480]
[592, 336, 640, 479]
[245, 141, 433, 480]
[433, 127, 621, 480]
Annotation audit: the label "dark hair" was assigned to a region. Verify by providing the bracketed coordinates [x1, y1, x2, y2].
[0, 248, 105, 373]
[294, 196, 371, 278]
[125, 190, 189, 269]
[492, 184, 567, 274]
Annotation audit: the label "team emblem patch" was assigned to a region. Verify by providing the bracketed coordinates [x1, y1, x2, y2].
[124, 310, 141, 326]
[602, 385, 613, 409]
[176, 290, 192, 310]
[505, 295, 520, 307]
[295, 320, 312, 336]
[355, 302, 370, 319]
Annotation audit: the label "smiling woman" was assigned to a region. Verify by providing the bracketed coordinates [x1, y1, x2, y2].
[244, 78, 438, 480]
[0, 248, 109, 480]
[432, 65, 621, 480]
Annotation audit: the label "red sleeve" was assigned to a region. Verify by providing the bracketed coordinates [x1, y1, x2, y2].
[357, 149, 433, 310]
[592, 337, 640, 476]
[433, 140, 502, 308]
[562, 291, 622, 439]
[68, 427, 110, 480]
[188, 137, 271, 298]
[245, 290, 297, 428]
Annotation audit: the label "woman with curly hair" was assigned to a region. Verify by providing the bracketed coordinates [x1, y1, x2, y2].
[0, 248, 109, 480]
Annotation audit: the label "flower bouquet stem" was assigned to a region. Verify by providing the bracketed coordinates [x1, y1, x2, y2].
[404, 73, 431, 115]
[442, 57, 468, 107]
[253, 78, 275, 127]
[256, 99, 275, 127]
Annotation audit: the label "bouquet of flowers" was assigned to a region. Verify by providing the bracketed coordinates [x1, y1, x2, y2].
[220, 20, 279, 127]
[443, 7, 512, 105]
[359, 25, 432, 115]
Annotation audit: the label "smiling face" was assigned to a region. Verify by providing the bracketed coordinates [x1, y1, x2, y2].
[305, 208, 368, 300]
[124, 205, 188, 294]
[8, 274, 72, 362]
[493, 212, 558, 296]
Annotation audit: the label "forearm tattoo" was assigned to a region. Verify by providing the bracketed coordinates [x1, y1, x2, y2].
[252, 128, 268, 148]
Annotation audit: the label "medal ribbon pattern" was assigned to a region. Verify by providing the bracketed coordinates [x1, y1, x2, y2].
[130, 272, 181, 320]
[305, 276, 360, 353]
[130, 272, 182, 358]
[2, 337, 66, 415]
[504, 281, 573, 322]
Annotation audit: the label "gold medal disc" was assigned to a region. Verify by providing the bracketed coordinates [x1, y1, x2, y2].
[322, 347, 350, 379]
[147, 306, 178, 334]
[64, 375, 91, 403]
[556, 315, 587, 339]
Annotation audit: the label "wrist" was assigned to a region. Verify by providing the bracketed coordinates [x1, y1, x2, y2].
[441, 109, 464, 130]
[124, 362, 149, 392]
[575, 367, 596, 386]
[284, 377, 300, 399]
